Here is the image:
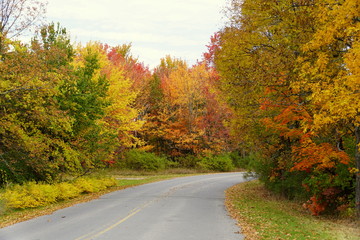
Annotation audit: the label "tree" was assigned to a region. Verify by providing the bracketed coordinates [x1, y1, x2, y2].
[31, 22, 74, 68]
[0, 0, 46, 54]
[215, 0, 355, 215]
[297, 0, 360, 216]
[0, 38, 74, 183]
[65, 42, 143, 167]
[139, 55, 233, 160]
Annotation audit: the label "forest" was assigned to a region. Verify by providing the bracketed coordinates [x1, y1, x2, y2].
[0, 0, 359, 217]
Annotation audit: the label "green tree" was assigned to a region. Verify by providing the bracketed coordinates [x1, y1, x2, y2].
[0, 39, 74, 183]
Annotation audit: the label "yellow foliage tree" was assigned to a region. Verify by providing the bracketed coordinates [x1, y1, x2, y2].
[299, 0, 360, 215]
[72, 42, 143, 164]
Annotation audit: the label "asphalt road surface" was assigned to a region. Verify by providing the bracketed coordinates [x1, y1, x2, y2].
[0, 172, 248, 240]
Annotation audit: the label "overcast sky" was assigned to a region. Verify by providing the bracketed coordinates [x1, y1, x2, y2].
[46, 0, 227, 69]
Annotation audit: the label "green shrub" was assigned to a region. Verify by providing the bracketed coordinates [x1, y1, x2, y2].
[176, 155, 200, 168]
[197, 154, 235, 172]
[165, 160, 180, 169]
[123, 149, 167, 171]
[230, 152, 259, 169]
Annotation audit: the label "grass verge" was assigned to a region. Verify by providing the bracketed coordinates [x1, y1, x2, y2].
[226, 180, 360, 240]
[0, 171, 198, 228]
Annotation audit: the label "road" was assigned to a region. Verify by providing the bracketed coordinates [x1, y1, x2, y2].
[0, 172, 248, 240]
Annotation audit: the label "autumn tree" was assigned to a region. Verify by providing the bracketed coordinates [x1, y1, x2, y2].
[0, 27, 144, 183]
[0, 38, 74, 182]
[58, 42, 142, 169]
[215, 0, 356, 214]
[105, 43, 152, 137]
[296, 0, 360, 216]
[139, 55, 232, 162]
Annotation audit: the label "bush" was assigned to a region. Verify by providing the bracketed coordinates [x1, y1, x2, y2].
[2, 182, 59, 209]
[230, 152, 259, 170]
[0, 199, 5, 215]
[197, 154, 235, 172]
[122, 149, 167, 171]
[1, 177, 117, 209]
[73, 177, 101, 193]
[56, 182, 81, 200]
[176, 155, 200, 168]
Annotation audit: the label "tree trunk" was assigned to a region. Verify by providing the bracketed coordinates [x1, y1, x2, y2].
[355, 126, 360, 218]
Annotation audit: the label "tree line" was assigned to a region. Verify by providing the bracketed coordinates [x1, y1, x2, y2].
[0, 0, 234, 184]
[1, 0, 360, 217]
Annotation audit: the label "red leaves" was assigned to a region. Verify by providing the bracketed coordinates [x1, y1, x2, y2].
[303, 195, 326, 216]
[202, 32, 221, 69]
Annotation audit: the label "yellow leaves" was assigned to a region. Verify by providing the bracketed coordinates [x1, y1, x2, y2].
[345, 41, 360, 77]
[304, 0, 359, 51]
[349, 167, 359, 175]
[163, 63, 207, 107]
[1, 177, 117, 209]
[298, 0, 360, 131]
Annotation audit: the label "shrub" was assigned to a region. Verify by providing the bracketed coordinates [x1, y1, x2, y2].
[56, 182, 81, 200]
[28, 182, 59, 205]
[1, 177, 117, 209]
[73, 177, 100, 193]
[73, 177, 117, 193]
[123, 149, 167, 171]
[2, 182, 59, 209]
[98, 177, 118, 188]
[197, 154, 235, 172]
[0, 199, 5, 215]
[230, 152, 260, 170]
[176, 155, 200, 168]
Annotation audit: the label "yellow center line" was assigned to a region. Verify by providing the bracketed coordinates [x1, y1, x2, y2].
[74, 176, 231, 240]
[74, 201, 152, 240]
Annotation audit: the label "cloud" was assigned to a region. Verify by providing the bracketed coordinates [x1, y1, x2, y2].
[46, 0, 226, 68]
[71, 28, 199, 46]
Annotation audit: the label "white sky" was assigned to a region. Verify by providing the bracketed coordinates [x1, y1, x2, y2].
[46, 0, 227, 69]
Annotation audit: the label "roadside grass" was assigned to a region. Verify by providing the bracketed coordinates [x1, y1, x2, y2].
[0, 169, 201, 228]
[226, 180, 360, 240]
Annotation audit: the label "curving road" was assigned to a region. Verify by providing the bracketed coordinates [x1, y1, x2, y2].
[0, 173, 247, 240]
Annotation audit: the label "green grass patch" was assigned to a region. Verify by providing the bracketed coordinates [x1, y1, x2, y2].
[226, 180, 360, 240]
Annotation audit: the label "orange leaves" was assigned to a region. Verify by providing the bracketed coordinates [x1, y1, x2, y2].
[261, 103, 313, 140]
[292, 138, 350, 172]
[141, 57, 233, 158]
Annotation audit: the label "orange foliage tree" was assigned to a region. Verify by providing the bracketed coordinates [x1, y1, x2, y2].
[215, 0, 356, 215]
[139, 56, 233, 161]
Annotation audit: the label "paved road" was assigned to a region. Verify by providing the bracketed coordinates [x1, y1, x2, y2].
[0, 173, 248, 240]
